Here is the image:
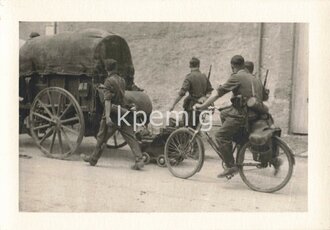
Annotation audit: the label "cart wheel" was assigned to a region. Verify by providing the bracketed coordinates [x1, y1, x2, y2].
[29, 87, 85, 159]
[142, 152, 151, 165]
[157, 155, 166, 167]
[106, 130, 128, 149]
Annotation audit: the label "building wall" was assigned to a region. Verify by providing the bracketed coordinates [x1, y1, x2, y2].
[260, 24, 295, 134]
[19, 22, 307, 134]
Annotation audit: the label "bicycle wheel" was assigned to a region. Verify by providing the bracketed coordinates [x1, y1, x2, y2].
[237, 136, 294, 193]
[164, 128, 204, 179]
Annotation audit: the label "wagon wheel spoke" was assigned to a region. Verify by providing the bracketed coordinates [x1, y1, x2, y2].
[113, 133, 118, 146]
[39, 127, 54, 145]
[58, 129, 64, 154]
[47, 90, 56, 115]
[49, 128, 57, 154]
[61, 127, 74, 152]
[33, 123, 51, 131]
[61, 116, 80, 124]
[57, 93, 62, 116]
[36, 99, 54, 118]
[32, 112, 52, 123]
[59, 102, 73, 119]
[61, 125, 79, 136]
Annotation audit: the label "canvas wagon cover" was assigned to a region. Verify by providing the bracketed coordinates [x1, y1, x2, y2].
[19, 29, 134, 77]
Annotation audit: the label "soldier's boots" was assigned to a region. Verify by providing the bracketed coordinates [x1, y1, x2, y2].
[80, 145, 104, 166]
[217, 165, 239, 178]
[272, 157, 283, 176]
[82, 146, 145, 170]
[131, 157, 145, 170]
[81, 153, 99, 166]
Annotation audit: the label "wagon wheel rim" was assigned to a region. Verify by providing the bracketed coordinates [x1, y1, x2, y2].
[29, 87, 85, 159]
[106, 130, 127, 149]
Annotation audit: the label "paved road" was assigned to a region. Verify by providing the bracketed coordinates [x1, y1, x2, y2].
[19, 134, 307, 212]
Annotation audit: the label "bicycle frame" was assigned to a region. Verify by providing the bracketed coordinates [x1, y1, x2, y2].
[188, 111, 240, 164]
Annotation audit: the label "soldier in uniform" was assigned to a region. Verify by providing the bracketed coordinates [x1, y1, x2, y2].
[194, 55, 278, 177]
[169, 57, 213, 128]
[245, 60, 270, 101]
[82, 59, 145, 170]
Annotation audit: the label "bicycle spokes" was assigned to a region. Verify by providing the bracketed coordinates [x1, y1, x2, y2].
[238, 137, 294, 193]
[164, 128, 204, 179]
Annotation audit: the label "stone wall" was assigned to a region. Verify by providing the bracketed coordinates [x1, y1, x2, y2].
[19, 22, 305, 134]
[260, 24, 295, 134]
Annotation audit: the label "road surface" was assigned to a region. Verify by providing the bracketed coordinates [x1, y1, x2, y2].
[19, 134, 307, 212]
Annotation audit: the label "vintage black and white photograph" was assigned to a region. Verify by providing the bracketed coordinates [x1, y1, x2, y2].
[2, 0, 330, 229]
[18, 22, 308, 212]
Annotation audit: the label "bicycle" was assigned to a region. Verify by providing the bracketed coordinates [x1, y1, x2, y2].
[164, 106, 295, 193]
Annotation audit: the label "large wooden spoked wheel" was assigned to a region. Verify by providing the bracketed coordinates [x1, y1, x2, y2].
[29, 87, 85, 159]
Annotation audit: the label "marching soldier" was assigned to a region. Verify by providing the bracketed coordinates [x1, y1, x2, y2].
[82, 59, 145, 170]
[169, 57, 213, 128]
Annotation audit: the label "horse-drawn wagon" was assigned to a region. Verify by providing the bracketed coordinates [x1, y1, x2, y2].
[19, 29, 153, 159]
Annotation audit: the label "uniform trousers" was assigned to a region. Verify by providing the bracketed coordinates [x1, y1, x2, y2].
[90, 117, 143, 162]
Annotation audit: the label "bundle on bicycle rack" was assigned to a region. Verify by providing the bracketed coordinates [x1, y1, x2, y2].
[249, 140, 273, 163]
[248, 119, 281, 163]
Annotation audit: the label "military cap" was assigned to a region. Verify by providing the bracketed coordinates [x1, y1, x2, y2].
[230, 55, 245, 67]
[104, 59, 118, 71]
[29, 32, 40, 38]
[189, 57, 200, 68]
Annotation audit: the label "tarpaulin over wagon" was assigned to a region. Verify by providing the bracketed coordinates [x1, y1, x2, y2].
[19, 29, 134, 77]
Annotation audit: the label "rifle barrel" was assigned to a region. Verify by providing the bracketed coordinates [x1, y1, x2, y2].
[207, 65, 212, 80]
[263, 69, 269, 87]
